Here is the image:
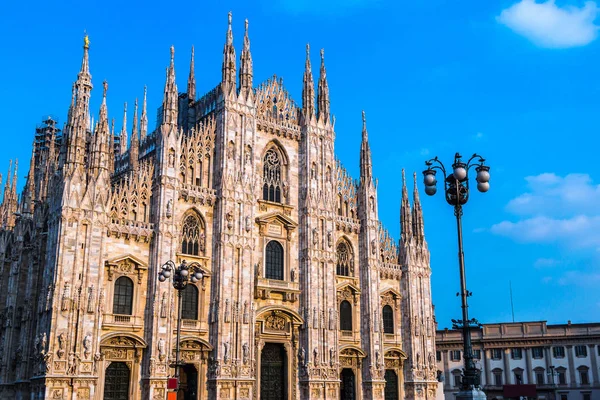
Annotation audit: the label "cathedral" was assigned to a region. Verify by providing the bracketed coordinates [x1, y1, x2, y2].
[0, 13, 438, 400]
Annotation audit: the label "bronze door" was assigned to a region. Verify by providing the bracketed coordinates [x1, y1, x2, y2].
[103, 362, 130, 400]
[340, 368, 355, 400]
[260, 343, 287, 400]
[384, 369, 399, 400]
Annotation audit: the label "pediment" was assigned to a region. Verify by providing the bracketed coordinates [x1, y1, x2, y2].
[384, 346, 408, 359]
[339, 345, 367, 358]
[255, 211, 298, 233]
[337, 282, 361, 295]
[105, 254, 147, 269]
[381, 287, 401, 299]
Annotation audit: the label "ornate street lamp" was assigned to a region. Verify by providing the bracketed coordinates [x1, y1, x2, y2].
[423, 153, 490, 400]
[158, 260, 204, 391]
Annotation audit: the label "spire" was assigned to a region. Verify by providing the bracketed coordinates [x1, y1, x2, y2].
[162, 46, 178, 126]
[359, 111, 372, 182]
[188, 46, 196, 102]
[140, 85, 148, 140]
[302, 44, 315, 120]
[75, 33, 93, 119]
[120, 102, 128, 154]
[90, 80, 110, 175]
[317, 48, 330, 123]
[222, 11, 237, 92]
[3, 160, 11, 200]
[131, 98, 139, 147]
[239, 18, 253, 92]
[11, 159, 18, 197]
[109, 118, 116, 172]
[65, 34, 93, 169]
[130, 98, 139, 171]
[412, 172, 425, 243]
[401, 169, 413, 241]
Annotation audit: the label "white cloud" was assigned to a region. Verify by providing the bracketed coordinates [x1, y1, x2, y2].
[557, 270, 600, 286]
[491, 215, 600, 249]
[491, 173, 600, 251]
[497, 0, 600, 48]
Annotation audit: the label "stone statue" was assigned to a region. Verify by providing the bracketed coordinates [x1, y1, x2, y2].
[329, 347, 335, 367]
[312, 228, 318, 245]
[199, 232, 206, 252]
[327, 230, 332, 248]
[375, 351, 381, 369]
[242, 342, 249, 365]
[223, 342, 230, 364]
[67, 352, 79, 375]
[299, 347, 305, 365]
[313, 348, 319, 366]
[57, 333, 66, 359]
[166, 199, 173, 218]
[83, 334, 92, 359]
[40, 333, 47, 355]
[158, 338, 166, 361]
[290, 268, 296, 282]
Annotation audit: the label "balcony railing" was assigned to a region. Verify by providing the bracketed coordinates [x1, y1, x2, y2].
[102, 314, 144, 330]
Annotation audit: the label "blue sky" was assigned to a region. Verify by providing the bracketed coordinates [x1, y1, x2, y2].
[1, 0, 599, 327]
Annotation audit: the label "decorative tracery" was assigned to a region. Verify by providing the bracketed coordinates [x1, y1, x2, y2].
[336, 160, 358, 219]
[110, 160, 153, 223]
[179, 116, 216, 188]
[336, 241, 353, 276]
[263, 149, 283, 203]
[255, 75, 299, 124]
[181, 213, 205, 256]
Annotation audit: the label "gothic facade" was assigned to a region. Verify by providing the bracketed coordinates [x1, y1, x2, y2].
[0, 13, 438, 400]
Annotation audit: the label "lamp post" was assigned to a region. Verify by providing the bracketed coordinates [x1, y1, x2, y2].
[422, 153, 490, 400]
[158, 260, 204, 391]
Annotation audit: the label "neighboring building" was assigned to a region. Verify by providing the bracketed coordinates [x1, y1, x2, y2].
[436, 321, 600, 400]
[0, 13, 439, 400]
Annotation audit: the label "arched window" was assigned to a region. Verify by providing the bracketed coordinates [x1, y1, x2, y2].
[340, 300, 352, 331]
[181, 284, 199, 320]
[336, 242, 352, 276]
[265, 241, 284, 280]
[263, 148, 282, 203]
[113, 276, 133, 315]
[382, 305, 394, 334]
[181, 214, 204, 256]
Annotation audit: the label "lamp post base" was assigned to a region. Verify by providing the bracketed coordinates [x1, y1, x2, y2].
[455, 388, 487, 400]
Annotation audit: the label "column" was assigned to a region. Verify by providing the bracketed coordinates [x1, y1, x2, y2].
[503, 348, 511, 385]
[443, 350, 451, 390]
[525, 348, 533, 384]
[566, 345, 576, 385]
[483, 349, 491, 386]
[544, 346, 552, 375]
[589, 344, 599, 385]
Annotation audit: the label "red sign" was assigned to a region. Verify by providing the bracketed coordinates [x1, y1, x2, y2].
[167, 392, 177, 400]
[167, 377, 179, 390]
